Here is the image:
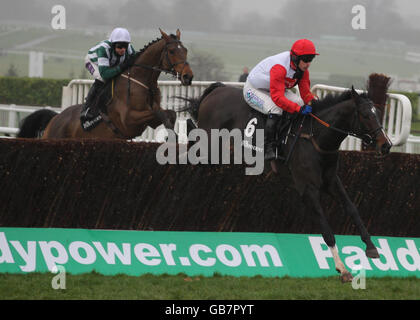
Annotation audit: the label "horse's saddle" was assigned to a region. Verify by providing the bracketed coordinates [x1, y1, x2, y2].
[243, 109, 295, 161]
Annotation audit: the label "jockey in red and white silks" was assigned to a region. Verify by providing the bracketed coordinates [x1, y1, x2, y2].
[244, 39, 319, 115]
[243, 39, 319, 160]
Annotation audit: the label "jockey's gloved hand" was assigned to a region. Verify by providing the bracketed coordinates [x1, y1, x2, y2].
[299, 105, 312, 115]
[119, 54, 136, 71]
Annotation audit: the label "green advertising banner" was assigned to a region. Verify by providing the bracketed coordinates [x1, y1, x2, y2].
[0, 228, 419, 278]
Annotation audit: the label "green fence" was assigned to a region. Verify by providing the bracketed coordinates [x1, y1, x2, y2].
[0, 228, 419, 278]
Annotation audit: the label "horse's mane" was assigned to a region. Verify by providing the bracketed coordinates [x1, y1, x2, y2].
[134, 34, 178, 59]
[311, 90, 368, 113]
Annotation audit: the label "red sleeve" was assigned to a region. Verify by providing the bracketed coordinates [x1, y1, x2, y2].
[298, 70, 315, 104]
[269, 65, 301, 113]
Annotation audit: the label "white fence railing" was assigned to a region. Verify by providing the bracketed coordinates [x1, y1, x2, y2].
[61, 79, 245, 142]
[0, 104, 60, 136]
[392, 134, 420, 153]
[1, 80, 417, 153]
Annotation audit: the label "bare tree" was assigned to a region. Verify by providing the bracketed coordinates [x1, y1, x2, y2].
[188, 49, 228, 81]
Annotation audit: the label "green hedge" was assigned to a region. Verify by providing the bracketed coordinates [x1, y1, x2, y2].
[0, 76, 71, 107]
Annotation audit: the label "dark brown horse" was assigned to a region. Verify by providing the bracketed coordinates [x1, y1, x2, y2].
[181, 76, 393, 282]
[19, 29, 193, 139]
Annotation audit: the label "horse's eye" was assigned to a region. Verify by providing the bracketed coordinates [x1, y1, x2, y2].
[169, 49, 175, 55]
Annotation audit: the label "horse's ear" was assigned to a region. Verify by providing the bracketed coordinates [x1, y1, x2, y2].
[159, 28, 171, 42]
[176, 29, 181, 40]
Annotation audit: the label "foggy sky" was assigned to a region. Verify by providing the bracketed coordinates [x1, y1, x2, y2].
[226, 0, 420, 27]
[1, 0, 420, 39]
[46, 0, 420, 24]
[51, 0, 420, 30]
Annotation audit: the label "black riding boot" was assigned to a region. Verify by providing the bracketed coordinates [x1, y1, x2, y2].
[81, 79, 104, 120]
[264, 113, 281, 161]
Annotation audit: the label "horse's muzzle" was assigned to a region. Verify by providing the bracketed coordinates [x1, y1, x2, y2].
[375, 140, 392, 157]
[380, 141, 392, 155]
[181, 73, 193, 86]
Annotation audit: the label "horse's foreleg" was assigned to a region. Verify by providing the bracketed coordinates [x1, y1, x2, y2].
[124, 107, 177, 143]
[121, 109, 162, 138]
[149, 101, 179, 143]
[330, 245, 353, 283]
[302, 184, 353, 282]
[124, 109, 155, 126]
[327, 175, 379, 259]
[153, 108, 176, 130]
[149, 97, 176, 129]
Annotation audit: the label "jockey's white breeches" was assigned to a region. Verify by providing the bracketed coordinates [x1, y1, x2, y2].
[243, 79, 304, 115]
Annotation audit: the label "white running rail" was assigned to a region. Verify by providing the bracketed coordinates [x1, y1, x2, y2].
[0, 104, 59, 136]
[61, 80, 244, 142]
[0, 80, 414, 152]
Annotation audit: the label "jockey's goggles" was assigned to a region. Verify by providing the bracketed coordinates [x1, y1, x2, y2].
[300, 54, 315, 63]
[115, 42, 129, 49]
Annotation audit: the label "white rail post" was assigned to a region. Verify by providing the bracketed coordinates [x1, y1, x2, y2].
[8, 104, 17, 128]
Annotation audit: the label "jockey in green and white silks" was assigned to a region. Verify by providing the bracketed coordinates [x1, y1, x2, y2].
[85, 27, 136, 82]
[81, 27, 136, 130]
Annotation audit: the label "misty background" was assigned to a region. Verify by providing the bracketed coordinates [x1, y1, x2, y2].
[1, 0, 420, 90]
[2, 0, 420, 40]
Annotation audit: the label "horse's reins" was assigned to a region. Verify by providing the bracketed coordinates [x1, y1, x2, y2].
[307, 111, 383, 146]
[120, 73, 149, 90]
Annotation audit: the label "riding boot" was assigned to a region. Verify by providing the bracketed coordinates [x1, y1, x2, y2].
[264, 113, 281, 161]
[81, 79, 104, 120]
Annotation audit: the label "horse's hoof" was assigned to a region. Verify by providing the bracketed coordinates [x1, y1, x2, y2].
[366, 248, 380, 259]
[340, 271, 353, 283]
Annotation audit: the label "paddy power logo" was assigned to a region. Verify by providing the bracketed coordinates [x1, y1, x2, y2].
[0, 229, 419, 278]
[309, 236, 420, 273]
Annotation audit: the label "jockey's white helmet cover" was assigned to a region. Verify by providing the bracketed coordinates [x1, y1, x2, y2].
[109, 27, 131, 43]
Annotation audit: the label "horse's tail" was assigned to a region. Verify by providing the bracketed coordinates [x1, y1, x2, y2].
[177, 82, 226, 121]
[17, 109, 58, 138]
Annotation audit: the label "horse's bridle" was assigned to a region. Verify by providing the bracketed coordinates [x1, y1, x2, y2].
[120, 39, 189, 105]
[132, 40, 189, 80]
[120, 39, 189, 98]
[308, 102, 384, 147]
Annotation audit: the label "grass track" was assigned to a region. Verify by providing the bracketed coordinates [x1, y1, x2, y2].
[0, 272, 419, 300]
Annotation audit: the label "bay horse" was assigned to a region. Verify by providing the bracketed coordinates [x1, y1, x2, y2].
[18, 29, 193, 139]
[181, 80, 392, 282]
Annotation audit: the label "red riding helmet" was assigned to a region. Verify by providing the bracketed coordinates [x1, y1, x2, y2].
[291, 39, 319, 56]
